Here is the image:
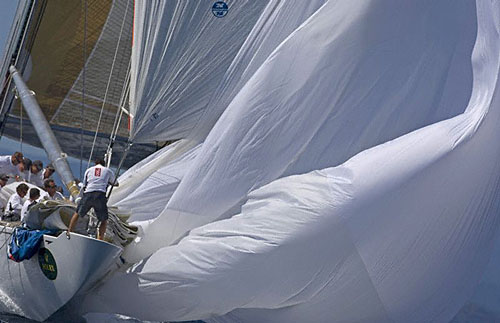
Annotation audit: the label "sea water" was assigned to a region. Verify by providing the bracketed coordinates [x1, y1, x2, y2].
[0, 306, 498, 322]
[0, 312, 206, 323]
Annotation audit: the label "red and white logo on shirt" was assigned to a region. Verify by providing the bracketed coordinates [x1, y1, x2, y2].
[95, 168, 101, 177]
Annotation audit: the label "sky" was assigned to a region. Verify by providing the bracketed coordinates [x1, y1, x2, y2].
[0, 0, 17, 54]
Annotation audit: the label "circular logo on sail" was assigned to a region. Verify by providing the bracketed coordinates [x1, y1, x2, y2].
[38, 248, 57, 280]
[212, 1, 228, 18]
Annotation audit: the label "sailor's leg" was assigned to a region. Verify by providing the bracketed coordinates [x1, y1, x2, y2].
[67, 192, 90, 238]
[94, 191, 109, 240]
[98, 220, 107, 240]
[67, 212, 79, 238]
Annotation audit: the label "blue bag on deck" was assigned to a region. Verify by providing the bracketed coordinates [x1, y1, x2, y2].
[8, 227, 56, 262]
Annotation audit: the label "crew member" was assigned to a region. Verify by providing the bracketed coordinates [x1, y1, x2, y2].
[40, 163, 55, 182]
[0, 174, 9, 189]
[3, 183, 29, 222]
[67, 157, 118, 240]
[21, 187, 40, 223]
[0, 174, 9, 216]
[18, 157, 32, 181]
[43, 179, 65, 201]
[27, 160, 44, 187]
[0, 152, 23, 179]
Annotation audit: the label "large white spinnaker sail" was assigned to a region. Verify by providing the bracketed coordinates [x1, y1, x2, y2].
[129, 0, 267, 142]
[125, 0, 478, 261]
[109, 0, 326, 211]
[84, 0, 500, 321]
[108, 0, 267, 206]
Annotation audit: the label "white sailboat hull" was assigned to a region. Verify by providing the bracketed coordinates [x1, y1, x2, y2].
[0, 227, 121, 321]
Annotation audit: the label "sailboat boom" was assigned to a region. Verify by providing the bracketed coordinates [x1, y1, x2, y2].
[9, 65, 79, 198]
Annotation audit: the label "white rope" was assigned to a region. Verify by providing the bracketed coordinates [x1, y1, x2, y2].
[19, 101, 22, 152]
[87, 0, 131, 168]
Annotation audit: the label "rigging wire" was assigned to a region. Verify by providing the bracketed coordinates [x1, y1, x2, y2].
[110, 61, 131, 144]
[107, 141, 132, 199]
[80, 0, 87, 180]
[87, 0, 130, 169]
[0, 0, 36, 143]
[0, 74, 13, 140]
[106, 60, 131, 168]
[19, 101, 22, 152]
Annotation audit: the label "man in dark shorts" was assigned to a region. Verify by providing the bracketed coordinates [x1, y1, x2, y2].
[67, 157, 118, 240]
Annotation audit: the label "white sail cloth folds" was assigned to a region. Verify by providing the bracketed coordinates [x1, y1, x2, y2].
[188, 0, 328, 142]
[108, 140, 195, 207]
[129, 0, 266, 142]
[83, 0, 500, 321]
[125, 0, 478, 261]
[113, 144, 200, 222]
[111, 0, 329, 221]
[85, 0, 500, 319]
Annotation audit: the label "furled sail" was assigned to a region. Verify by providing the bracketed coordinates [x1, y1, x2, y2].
[82, 0, 500, 322]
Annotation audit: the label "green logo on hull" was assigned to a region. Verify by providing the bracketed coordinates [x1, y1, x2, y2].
[38, 248, 57, 280]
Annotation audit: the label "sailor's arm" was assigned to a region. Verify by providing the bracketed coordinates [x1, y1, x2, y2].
[108, 168, 118, 187]
[8, 196, 23, 213]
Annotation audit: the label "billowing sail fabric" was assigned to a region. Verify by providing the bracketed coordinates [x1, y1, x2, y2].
[107, 139, 196, 208]
[113, 143, 201, 222]
[187, 0, 329, 142]
[84, 0, 500, 321]
[111, 0, 329, 221]
[125, 0, 477, 260]
[129, 0, 267, 142]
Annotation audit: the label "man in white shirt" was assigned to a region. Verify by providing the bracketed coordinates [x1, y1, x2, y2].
[43, 179, 65, 200]
[0, 174, 9, 189]
[0, 174, 9, 216]
[67, 158, 118, 240]
[21, 187, 40, 224]
[3, 183, 29, 222]
[19, 157, 32, 182]
[39, 163, 55, 184]
[0, 152, 23, 179]
[25, 160, 44, 187]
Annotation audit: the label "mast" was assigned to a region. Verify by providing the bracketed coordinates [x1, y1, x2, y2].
[9, 65, 80, 198]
